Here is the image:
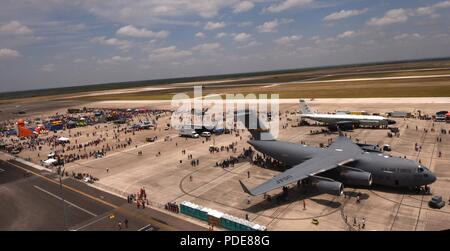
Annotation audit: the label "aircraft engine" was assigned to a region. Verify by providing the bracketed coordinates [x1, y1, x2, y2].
[340, 168, 372, 186]
[310, 176, 344, 196]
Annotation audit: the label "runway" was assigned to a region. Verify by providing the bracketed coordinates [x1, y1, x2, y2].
[0, 159, 205, 231]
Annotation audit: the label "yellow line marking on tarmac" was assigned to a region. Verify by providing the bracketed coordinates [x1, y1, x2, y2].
[6, 160, 118, 209]
[5, 160, 181, 231]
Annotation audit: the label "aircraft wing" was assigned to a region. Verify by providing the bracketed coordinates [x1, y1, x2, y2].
[239, 149, 356, 196]
[328, 136, 362, 154]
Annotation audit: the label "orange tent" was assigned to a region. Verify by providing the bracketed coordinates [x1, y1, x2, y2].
[17, 119, 33, 137]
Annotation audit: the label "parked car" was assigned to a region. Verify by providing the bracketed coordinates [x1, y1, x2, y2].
[146, 136, 157, 142]
[429, 196, 445, 209]
[11, 148, 21, 154]
[389, 127, 399, 133]
[383, 144, 391, 151]
[201, 131, 211, 137]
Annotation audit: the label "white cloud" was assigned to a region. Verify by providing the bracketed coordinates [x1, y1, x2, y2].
[192, 42, 221, 53]
[232, 1, 254, 14]
[90, 36, 131, 50]
[257, 19, 292, 33]
[66, 23, 87, 32]
[367, 9, 409, 26]
[238, 21, 253, 27]
[204, 21, 226, 30]
[0, 21, 32, 35]
[416, 7, 434, 16]
[337, 30, 356, 38]
[323, 8, 368, 22]
[367, 3, 450, 27]
[0, 48, 20, 59]
[275, 35, 302, 45]
[41, 64, 55, 72]
[116, 25, 169, 38]
[265, 0, 313, 13]
[280, 18, 294, 24]
[82, 0, 239, 20]
[415, 1, 450, 17]
[215, 32, 227, 38]
[97, 56, 132, 65]
[233, 33, 251, 42]
[149, 46, 192, 60]
[393, 33, 423, 40]
[257, 20, 279, 33]
[311, 36, 338, 45]
[435, 0, 450, 8]
[237, 41, 260, 49]
[73, 58, 86, 63]
[195, 32, 205, 38]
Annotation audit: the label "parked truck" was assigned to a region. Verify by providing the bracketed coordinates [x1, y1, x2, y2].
[180, 128, 199, 138]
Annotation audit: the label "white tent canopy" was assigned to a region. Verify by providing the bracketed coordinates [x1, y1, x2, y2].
[57, 137, 70, 142]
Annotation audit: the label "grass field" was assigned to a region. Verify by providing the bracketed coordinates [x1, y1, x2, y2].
[73, 77, 450, 101]
[318, 69, 450, 81]
[2, 58, 450, 104]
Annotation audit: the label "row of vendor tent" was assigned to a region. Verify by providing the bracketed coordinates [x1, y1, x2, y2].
[66, 120, 88, 128]
[45, 123, 64, 131]
[180, 201, 266, 231]
[2, 129, 17, 135]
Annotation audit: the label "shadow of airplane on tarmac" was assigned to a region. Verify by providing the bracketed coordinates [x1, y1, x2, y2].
[243, 185, 344, 213]
[242, 182, 427, 213]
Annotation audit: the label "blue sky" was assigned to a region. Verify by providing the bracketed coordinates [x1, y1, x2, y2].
[1, 0, 450, 92]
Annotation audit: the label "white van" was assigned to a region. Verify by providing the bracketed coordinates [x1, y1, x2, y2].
[180, 128, 199, 138]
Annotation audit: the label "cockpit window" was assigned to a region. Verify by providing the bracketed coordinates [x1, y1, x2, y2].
[418, 167, 424, 173]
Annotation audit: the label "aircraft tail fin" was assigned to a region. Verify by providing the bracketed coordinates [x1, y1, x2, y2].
[235, 110, 275, 141]
[299, 99, 314, 114]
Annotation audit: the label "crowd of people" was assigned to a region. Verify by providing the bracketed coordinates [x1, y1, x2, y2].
[0, 108, 174, 165]
[126, 187, 149, 209]
[252, 153, 288, 170]
[215, 147, 254, 168]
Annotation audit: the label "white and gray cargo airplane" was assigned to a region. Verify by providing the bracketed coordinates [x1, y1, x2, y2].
[299, 99, 396, 128]
[237, 111, 435, 197]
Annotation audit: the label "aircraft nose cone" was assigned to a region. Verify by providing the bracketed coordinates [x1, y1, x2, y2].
[248, 140, 263, 151]
[429, 173, 437, 184]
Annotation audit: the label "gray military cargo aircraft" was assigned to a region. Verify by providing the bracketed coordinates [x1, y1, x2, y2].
[237, 111, 436, 197]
